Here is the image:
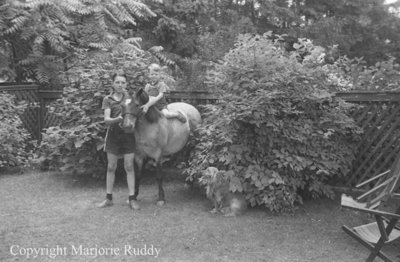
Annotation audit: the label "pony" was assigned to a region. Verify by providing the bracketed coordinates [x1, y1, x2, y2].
[121, 88, 201, 206]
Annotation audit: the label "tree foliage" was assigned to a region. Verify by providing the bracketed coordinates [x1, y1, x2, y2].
[131, 0, 400, 92]
[3, 0, 399, 86]
[296, 0, 400, 65]
[0, 0, 155, 83]
[324, 55, 400, 91]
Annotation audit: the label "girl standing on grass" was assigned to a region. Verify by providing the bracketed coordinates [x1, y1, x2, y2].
[97, 71, 140, 210]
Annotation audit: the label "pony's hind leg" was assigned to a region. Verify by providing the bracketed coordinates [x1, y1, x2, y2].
[146, 149, 165, 206]
[153, 152, 165, 206]
[156, 161, 165, 206]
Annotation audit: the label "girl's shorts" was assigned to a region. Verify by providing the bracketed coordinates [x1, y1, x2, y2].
[104, 125, 136, 155]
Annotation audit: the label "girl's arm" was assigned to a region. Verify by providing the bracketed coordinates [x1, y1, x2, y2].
[104, 108, 123, 126]
[141, 93, 163, 113]
[141, 83, 166, 112]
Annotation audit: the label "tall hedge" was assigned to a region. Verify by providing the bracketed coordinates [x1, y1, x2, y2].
[184, 33, 362, 212]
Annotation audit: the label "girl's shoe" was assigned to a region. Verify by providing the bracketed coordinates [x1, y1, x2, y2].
[96, 199, 113, 208]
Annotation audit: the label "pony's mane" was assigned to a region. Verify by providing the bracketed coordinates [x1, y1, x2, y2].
[136, 88, 163, 123]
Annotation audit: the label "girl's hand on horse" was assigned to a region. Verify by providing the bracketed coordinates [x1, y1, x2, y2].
[141, 104, 149, 113]
[117, 115, 124, 128]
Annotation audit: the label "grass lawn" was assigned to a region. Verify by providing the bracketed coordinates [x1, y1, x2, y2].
[0, 169, 399, 262]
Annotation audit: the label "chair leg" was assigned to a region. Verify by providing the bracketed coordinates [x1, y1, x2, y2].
[366, 218, 399, 262]
[342, 226, 394, 262]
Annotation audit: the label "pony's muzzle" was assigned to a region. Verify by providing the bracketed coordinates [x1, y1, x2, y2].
[122, 116, 135, 133]
[122, 124, 133, 133]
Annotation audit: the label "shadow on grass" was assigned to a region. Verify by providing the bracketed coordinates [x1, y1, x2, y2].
[41, 164, 187, 190]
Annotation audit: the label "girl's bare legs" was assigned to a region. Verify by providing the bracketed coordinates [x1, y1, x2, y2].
[97, 153, 119, 207]
[161, 108, 186, 123]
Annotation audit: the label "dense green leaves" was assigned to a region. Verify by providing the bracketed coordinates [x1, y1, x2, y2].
[185, 34, 362, 212]
[295, 0, 400, 64]
[0, 93, 36, 168]
[0, 0, 155, 83]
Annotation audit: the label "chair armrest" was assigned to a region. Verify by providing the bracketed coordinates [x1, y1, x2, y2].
[342, 204, 400, 220]
[341, 194, 400, 220]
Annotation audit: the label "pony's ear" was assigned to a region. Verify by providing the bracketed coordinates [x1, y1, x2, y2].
[136, 87, 149, 104]
[136, 87, 143, 97]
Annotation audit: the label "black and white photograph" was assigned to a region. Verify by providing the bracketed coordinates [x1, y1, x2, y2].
[1, 0, 400, 261]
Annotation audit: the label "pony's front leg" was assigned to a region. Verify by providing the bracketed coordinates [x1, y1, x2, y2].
[133, 156, 144, 200]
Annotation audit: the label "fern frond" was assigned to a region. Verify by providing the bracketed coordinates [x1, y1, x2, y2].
[0, 3, 9, 12]
[32, 35, 45, 56]
[155, 52, 176, 67]
[4, 15, 29, 35]
[48, 5, 74, 25]
[104, 2, 135, 25]
[70, 0, 93, 16]
[124, 37, 142, 49]
[20, 29, 36, 40]
[35, 67, 50, 83]
[25, 0, 54, 9]
[148, 46, 176, 67]
[95, 8, 120, 28]
[123, 1, 143, 18]
[120, 0, 156, 18]
[58, 0, 87, 14]
[43, 32, 68, 53]
[19, 56, 37, 66]
[117, 4, 137, 25]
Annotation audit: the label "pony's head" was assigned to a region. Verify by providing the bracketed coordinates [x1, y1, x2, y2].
[121, 88, 161, 132]
[121, 90, 142, 133]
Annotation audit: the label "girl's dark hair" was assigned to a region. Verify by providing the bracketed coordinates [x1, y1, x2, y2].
[111, 71, 127, 81]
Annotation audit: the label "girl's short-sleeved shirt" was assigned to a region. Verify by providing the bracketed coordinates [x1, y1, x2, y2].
[102, 93, 126, 120]
[145, 81, 170, 110]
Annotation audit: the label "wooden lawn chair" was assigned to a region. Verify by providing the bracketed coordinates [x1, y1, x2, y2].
[341, 155, 400, 262]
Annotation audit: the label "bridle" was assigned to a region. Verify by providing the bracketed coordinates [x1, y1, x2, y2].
[121, 112, 137, 117]
[121, 97, 143, 118]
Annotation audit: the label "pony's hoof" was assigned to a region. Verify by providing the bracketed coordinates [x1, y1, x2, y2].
[157, 200, 165, 207]
[129, 200, 141, 210]
[209, 208, 218, 214]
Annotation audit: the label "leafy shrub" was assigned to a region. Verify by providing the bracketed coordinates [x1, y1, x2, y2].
[0, 93, 35, 169]
[324, 56, 400, 91]
[185, 33, 362, 212]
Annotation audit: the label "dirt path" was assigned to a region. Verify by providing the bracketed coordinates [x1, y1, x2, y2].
[0, 170, 399, 262]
